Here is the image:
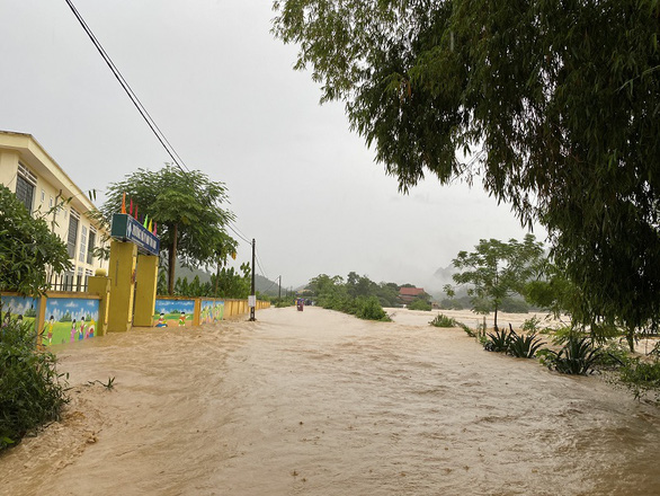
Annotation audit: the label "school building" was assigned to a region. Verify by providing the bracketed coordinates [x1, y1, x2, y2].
[0, 130, 109, 290]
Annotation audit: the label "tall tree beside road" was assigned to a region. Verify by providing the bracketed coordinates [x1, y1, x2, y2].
[0, 185, 71, 295]
[272, 1, 660, 332]
[104, 165, 235, 295]
[450, 235, 544, 329]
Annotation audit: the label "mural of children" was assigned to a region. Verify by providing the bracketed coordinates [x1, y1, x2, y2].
[78, 316, 86, 341]
[86, 319, 95, 339]
[156, 312, 167, 328]
[70, 319, 77, 343]
[178, 311, 186, 326]
[47, 315, 55, 345]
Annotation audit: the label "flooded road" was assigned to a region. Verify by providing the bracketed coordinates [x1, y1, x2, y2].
[2, 307, 660, 495]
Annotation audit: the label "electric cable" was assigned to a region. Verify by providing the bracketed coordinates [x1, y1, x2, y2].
[64, 0, 190, 173]
[226, 222, 251, 245]
[255, 250, 269, 280]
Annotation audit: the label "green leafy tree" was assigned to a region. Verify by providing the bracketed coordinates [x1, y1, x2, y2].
[174, 276, 189, 296]
[0, 185, 71, 295]
[375, 282, 401, 308]
[103, 165, 235, 295]
[157, 269, 168, 295]
[212, 263, 251, 299]
[272, 0, 660, 340]
[451, 235, 544, 328]
[211, 232, 239, 297]
[308, 273, 391, 320]
[189, 275, 203, 297]
[0, 185, 70, 450]
[346, 271, 378, 299]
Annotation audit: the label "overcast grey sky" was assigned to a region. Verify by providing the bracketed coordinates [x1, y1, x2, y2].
[0, 0, 544, 291]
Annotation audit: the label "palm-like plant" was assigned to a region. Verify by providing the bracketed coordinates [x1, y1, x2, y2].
[507, 329, 545, 358]
[543, 336, 601, 375]
[484, 326, 513, 352]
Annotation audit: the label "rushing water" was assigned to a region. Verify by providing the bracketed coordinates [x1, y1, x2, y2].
[2, 307, 660, 495]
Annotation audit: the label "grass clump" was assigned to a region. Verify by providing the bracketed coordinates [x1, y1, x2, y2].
[429, 313, 458, 328]
[0, 315, 69, 450]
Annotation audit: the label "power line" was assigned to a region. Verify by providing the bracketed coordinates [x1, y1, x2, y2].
[64, 0, 190, 174]
[226, 222, 251, 245]
[63, 0, 281, 293]
[228, 221, 251, 244]
[255, 249, 269, 280]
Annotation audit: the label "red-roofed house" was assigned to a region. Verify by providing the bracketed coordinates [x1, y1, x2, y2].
[398, 287, 427, 305]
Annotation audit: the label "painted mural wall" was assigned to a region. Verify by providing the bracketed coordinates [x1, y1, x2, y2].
[43, 297, 100, 346]
[153, 298, 195, 327]
[200, 300, 224, 324]
[0, 295, 39, 332]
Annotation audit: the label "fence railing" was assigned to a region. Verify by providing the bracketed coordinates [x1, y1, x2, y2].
[48, 273, 88, 293]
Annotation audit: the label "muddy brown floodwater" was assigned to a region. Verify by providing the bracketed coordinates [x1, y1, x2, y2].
[2, 307, 660, 495]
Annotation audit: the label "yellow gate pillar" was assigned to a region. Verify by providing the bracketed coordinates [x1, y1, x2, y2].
[133, 254, 159, 327]
[88, 268, 111, 336]
[107, 240, 137, 332]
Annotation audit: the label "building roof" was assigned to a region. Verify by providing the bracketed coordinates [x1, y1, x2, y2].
[399, 287, 426, 297]
[0, 130, 100, 216]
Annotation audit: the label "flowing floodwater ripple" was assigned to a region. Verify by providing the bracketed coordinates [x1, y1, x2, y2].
[1, 307, 660, 495]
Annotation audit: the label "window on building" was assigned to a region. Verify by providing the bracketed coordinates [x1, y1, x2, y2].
[87, 229, 96, 264]
[15, 164, 37, 214]
[79, 225, 88, 263]
[67, 209, 80, 259]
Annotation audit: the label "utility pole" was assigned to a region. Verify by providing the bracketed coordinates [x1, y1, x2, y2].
[278, 275, 282, 300]
[249, 238, 256, 321]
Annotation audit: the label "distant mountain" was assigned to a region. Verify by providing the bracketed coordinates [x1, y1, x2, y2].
[255, 274, 282, 296]
[432, 264, 456, 286]
[168, 260, 281, 296]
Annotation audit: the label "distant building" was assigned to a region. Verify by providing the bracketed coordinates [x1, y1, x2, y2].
[398, 287, 427, 306]
[0, 130, 109, 290]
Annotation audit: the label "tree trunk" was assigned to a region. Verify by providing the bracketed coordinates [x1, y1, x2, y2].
[493, 305, 499, 330]
[626, 327, 635, 353]
[168, 223, 178, 295]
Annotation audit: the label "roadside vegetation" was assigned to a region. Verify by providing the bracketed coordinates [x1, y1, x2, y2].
[306, 272, 400, 321]
[453, 313, 660, 404]
[0, 185, 71, 450]
[436, 233, 660, 404]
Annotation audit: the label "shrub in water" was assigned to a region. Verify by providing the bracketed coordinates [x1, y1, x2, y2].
[429, 313, 457, 328]
[408, 299, 432, 311]
[0, 316, 69, 450]
[540, 336, 601, 375]
[355, 296, 391, 321]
